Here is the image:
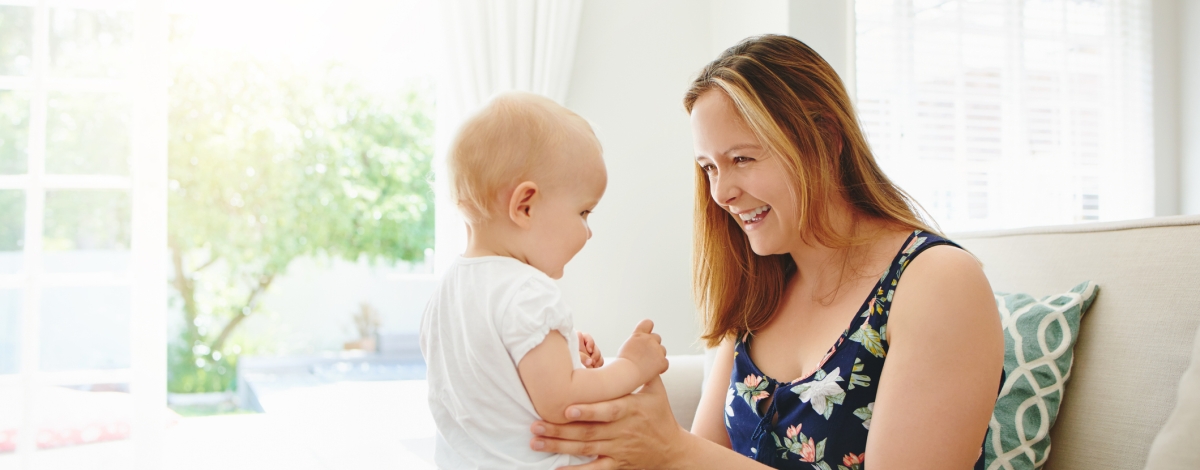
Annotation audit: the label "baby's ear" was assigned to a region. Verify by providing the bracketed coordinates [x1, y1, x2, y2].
[508, 181, 538, 228]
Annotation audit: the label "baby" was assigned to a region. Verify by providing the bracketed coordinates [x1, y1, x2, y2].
[419, 92, 669, 469]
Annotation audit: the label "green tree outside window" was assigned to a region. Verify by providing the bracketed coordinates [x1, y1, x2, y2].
[166, 44, 434, 393]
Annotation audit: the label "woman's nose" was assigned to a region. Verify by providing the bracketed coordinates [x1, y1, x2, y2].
[710, 173, 740, 206]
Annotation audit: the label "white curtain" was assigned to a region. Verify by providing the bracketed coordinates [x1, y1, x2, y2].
[433, 0, 585, 273]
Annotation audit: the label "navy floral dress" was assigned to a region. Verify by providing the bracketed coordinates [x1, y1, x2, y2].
[725, 231, 990, 470]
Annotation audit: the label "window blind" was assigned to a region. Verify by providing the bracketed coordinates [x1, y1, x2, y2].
[855, 0, 1152, 232]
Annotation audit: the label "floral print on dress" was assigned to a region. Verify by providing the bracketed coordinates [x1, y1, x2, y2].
[791, 368, 846, 419]
[848, 321, 886, 358]
[736, 374, 771, 410]
[725, 231, 989, 470]
[853, 403, 873, 430]
[849, 358, 870, 390]
[773, 425, 830, 469]
[725, 387, 736, 426]
[838, 453, 864, 470]
[903, 235, 926, 255]
[859, 297, 876, 318]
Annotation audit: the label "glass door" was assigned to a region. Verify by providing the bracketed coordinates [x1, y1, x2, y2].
[0, 1, 166, 468]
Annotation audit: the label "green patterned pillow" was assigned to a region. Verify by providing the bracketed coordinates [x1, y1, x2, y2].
[984, 281, 1099, 470]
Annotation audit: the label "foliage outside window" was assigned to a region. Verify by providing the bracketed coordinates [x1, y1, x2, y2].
[166, 22, 435, 393]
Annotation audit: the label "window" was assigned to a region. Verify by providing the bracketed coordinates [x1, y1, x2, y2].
[856, 0, 1153, 232]
[1, 1, 439, 468]
[0, 0, 167, 467]
[163, 1, 438, 466]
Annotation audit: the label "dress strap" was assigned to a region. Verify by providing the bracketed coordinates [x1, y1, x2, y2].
[874, 230, 963, 316]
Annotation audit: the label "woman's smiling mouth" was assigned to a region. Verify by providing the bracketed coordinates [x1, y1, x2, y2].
[737, 205, 771, 226]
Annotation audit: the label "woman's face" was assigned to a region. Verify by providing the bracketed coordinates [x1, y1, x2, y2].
[691, 90, 800, 256]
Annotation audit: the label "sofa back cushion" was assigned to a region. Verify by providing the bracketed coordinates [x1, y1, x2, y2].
[955, 215, 1200, 470]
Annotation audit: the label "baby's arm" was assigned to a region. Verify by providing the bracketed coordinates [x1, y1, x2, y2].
[517, 320, 668, 424]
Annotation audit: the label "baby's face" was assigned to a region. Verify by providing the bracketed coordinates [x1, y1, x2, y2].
[524, 150, 606, 279]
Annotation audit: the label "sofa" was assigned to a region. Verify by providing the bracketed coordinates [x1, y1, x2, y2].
[660, 215, 1200, 470]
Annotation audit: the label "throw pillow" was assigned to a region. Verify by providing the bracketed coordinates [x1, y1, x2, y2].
[984, 281, 1099, 470]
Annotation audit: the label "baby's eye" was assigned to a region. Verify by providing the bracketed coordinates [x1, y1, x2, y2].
[580, 210, 592, 218]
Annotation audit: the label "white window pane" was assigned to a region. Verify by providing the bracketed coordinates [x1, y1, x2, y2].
[0, 190, 22, 275]
[49, 8, 134, 79]
[1066, 0, 1107, 36]
[46, 92, 132, 175]
[40, 287, 130, 371]
[0, 6, 33, 77]
[0, 90, 30, 175]
[962, 1, 1005, 29]
[42, 189, 130, 273]
[1024, 0, 1063, 33]
[0, 290, 19, 375]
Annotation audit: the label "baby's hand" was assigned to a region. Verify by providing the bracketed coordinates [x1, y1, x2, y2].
[577, 331, 603, 368]
[617, 319, 669, 382]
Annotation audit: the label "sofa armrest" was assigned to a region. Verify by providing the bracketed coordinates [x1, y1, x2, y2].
[661, 354, 706, 430]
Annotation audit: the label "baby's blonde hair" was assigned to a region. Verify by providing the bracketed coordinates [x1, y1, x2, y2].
[448, 92, 600, 224]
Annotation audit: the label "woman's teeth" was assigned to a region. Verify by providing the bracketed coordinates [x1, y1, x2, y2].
[738, 205, 771, 223]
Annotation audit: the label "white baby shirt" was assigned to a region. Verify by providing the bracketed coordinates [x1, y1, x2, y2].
[420, 256, 591, 470]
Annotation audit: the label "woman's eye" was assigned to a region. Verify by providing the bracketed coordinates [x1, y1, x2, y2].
[733, 156, 753, 164]
[700, 164, 716, 173]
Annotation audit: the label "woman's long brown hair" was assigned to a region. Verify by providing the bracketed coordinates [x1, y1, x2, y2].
[686, 35, 938, 348]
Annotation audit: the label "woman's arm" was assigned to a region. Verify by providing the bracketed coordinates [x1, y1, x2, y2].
[867, 245, 1005, 469]
[689, 337, 735, 448]
[531, 376, 774, 470]
[518, 320, 668, 424]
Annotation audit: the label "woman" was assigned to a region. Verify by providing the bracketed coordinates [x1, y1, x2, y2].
[531, 35, 1004, 469]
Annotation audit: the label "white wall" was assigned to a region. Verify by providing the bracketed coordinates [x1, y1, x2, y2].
[1153, 0, 1200, 215]
[1153, 0, 1181, 216]
[1182, 0, 1200, 214]
[787, 0, 855, 97]
[557, 0, 797, 357]
[709, 0, 788, 57]
[558, 0, 710, 356]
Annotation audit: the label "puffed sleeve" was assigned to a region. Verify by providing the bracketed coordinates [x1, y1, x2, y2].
[498, 275, 575, 366]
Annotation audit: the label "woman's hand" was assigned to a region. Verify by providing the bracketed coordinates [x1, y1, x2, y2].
[530, 376, 689, 469]
[577, 331, 604, 368]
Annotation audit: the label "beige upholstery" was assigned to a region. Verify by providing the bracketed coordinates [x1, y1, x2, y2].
[661, 354, 705, 429]
[1144, 322, 1200, 470]
[955, 215, 1200, 470]
[662, 215, 1200, 469]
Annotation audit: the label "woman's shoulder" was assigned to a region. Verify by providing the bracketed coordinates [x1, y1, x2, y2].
[885, 232, 998, 341]
[906, 234, 980, 272]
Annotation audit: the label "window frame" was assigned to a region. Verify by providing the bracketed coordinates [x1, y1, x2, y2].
[0, 0, 166, 468]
